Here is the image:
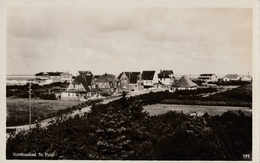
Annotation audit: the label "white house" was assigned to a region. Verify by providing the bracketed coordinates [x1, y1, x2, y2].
[198, 74, 218, 83]
[141, 71, 156, 88]
[240, 75, 252, 81]
[158, 70, 174, 86]
[223, 74, 240, 81]
[61, 71, 93, 100]
[60, 72, 73, 83]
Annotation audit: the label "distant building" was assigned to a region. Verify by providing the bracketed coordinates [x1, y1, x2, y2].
[157, 70, 174, 86]
[198, 74, 218, 83]
[142, 71, 156, 88]
[35, 71, 64, 84]
[222, 74, 240, 81]
[117, 72, 142, 92]
[172, 75, 197, 90]
[61, 71, 94, 100]
[48, 72, 63, 82]
[95, 73, 118, 95]
[240, 75, 252, 81]
[60, 72, 73, 82]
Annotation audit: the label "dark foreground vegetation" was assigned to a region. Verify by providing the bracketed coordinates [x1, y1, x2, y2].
[7, 94, 252, 160]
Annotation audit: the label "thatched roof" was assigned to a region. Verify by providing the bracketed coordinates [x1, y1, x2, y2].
[173, 75, 197, 88]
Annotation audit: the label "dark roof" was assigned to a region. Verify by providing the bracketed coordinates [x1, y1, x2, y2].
[48, 72, 63, 76]
[199, 74, 215, 77]
[78, 71, 93, 85]
[118, 72, 140, 84]
[158, 70, 174, 78]
[173, 75, 197, 88]
[35, 72, 63, 76]
[223, 74, 239, 79]
[142, 71, 155, 80]
[35, 72, 44, 76]
[93, 75, 101, 79]
[117, 72, 124, 79]
[72, 75, 90, 92]
[96, 73, 116, 83]
[129, 72, 140, 83]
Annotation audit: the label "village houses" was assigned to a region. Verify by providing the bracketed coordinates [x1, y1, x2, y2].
[142, 71, 156, 89]
[94, 73, 118, 95]
[198, 74, 218, 83]
[61, 71, 93, 100]
[172, 75, 197, 91]
[117, 72, 142, 93]
[222, 74, 240, 81]
[157, 70, 174, 87]
[35, 71, 73, 84]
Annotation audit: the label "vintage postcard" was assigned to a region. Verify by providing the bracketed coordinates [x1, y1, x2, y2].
[2, 0, 259, 162]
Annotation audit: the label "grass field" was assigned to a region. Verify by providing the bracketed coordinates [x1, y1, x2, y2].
[6, 97, 85, 126]
[143, 104, 252, 116]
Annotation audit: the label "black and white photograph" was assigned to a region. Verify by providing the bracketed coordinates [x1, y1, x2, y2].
[3, 0, 259, 161]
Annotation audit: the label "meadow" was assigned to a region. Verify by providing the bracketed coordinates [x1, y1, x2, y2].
[6, 97, 85, 127]
[143, 104, 252, 116]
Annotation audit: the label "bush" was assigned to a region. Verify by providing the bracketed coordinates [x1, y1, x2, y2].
[6, 95, 252, 160]
[39, 93, 57, 100]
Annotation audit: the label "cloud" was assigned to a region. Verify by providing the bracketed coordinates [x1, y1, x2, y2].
[6, 7, 252, 75]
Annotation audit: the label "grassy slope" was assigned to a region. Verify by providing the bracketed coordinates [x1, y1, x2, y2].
[6, 98, 85, 126]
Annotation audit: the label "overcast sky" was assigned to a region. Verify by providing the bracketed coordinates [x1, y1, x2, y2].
[7, 7, 252, 76]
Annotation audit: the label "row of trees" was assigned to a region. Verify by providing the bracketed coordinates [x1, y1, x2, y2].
[7, 94, 252, 160]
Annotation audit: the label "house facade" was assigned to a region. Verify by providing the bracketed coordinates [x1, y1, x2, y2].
[142, 71, 156, 88]
[198, 74, 218, 83]
[117, 72, 142, 92]
[240, 75, 252, 81]
[48, 72, 63, 82]
[35, 72, 49, 80]
[223, 74, 240, 81]
[95, 73, 118, 95]
[61, 71, 93, 100]
[157, 70, 174, 86]
[35, 71, 70, 84]
[60, 72, 73, 82]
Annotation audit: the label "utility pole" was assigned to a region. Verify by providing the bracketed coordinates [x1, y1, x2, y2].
[28, 82, 32, 129]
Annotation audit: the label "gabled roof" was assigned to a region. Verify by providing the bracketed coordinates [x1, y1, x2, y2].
[78, 71, 93, 76]
[173, 75, 197, 88]
[96, 73, 116, 82]
[158, 70, 174, 78]
[142, 71, 155, 80]
[128, 72, 140, 84]
[223, 74, 239, 79]
[72, 75, 90, 92]
[78, 71, 93, 85]
[35, 72, 44, 76]
[118, 72, 141, 84]
[93, 75, 101, 79]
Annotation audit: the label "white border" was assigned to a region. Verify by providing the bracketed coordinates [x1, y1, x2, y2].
[1, 0, 259, 163]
